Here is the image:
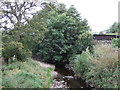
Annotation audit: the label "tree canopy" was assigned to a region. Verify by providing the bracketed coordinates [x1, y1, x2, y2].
[36, 4, 93, 63]
[2, 2, 93, 64]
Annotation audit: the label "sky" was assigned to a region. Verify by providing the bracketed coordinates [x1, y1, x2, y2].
[57, 0, 119, 33]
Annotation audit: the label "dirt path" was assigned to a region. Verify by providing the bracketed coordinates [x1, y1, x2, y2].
[32, 55, 55, 69]
[33, 60, 55, 69]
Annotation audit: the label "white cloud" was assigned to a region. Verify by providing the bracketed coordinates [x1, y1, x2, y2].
[57, 0, 119, 33]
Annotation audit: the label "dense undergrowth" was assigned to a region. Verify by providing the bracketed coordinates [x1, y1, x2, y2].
[70, 44, 119, 88]
[2, 59, 53, 88]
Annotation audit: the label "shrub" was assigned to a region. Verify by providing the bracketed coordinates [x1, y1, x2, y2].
[69, 52, 89, 76]
[112, 38, 120, 48]
[2, 41, 31, 63]
[70, 44, 119, 88]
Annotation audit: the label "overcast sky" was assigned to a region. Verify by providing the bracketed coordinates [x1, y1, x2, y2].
[57, 0, 119, 33]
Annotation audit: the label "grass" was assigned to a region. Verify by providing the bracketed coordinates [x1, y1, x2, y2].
[85, 44, 119, 88]
[2, 59, 54, 88]
[88, 44, 118, 68]
[70, 44, 119, 88]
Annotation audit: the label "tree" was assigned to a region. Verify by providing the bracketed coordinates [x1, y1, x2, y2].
[55, 3, 66, 14]
[0, 1, 36, 30]
[37, 5, 93, 63]
[105, 22, 120, 33]
[0, 0, 57, 30]
[1, 2, 57, 63]
[2, 2, 57, 53]
[99, 31, 104, 34]
[2, 41, 31, 63]
[18, 3, 56, 53]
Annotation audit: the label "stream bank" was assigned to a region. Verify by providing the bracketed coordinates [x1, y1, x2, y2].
[51, 64, 96, 89]
[32, 56, 96, 89]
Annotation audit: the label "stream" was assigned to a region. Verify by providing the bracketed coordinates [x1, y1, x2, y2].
[32, 56, 95, 89]
[51, 64, 96, 89]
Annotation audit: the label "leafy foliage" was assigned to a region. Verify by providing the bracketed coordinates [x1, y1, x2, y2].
[55, 3, 67, 14]
[70, 44, 119, 88]
[1, 3, 55, 56]
[112, 38, 120, 48]
[69, 52, 89, 76]
[14, 3, 55, 53]
[37, 5, 93, 63]
[2, 41, 31, 63]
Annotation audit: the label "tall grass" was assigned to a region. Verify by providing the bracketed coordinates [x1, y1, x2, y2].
[70, 44, 119, 88]
[88, 44, 118, 68]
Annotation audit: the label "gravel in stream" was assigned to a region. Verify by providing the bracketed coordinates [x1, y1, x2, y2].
[51, 79, 68, 88]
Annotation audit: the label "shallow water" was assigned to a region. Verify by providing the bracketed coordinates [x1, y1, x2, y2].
[54, 66, 90, 89]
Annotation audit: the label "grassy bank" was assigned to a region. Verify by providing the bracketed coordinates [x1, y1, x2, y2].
[2, 59, 53, 88]
[70, 44, 119, 88]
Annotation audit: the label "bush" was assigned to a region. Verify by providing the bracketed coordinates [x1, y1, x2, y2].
[112, 38, 120, 48]
[70, 44, 119, 88]
[69, 52, 89, 76]
[2, 41, 31, 63]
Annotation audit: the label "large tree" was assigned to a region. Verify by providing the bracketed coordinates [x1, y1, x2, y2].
[18, 3, 56, 52]
[0, 1, 37, 30]
[1, 1, 57, 63]
[2, 2, 56, 53]
[0, 0, 57, 30]
[37, 5, 93, 63]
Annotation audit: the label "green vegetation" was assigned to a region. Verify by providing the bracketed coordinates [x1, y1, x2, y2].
[112, 38, 120, 48]
[1, 1, 119, 88]
[100, 22, 120, 34]
[69, 52, 89, 76]
[2, 2, 93, 64]
[105, 22, 120, 33]
[2, 59, 53, 88]
[70, 44, 119, 88]
[2, 41, 32, 63]
[37, 5, 93, 63]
